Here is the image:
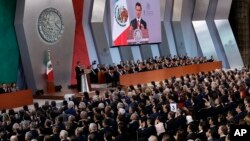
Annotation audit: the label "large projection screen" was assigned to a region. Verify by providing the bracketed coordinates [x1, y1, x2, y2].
[110, 0, 161, 46]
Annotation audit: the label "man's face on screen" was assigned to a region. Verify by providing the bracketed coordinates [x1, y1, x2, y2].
[135, 5, 142, 19]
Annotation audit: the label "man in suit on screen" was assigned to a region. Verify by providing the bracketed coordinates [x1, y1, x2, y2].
[130, 2, 147, 30]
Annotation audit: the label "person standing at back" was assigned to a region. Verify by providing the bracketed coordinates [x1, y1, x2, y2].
[75, 61, 83, 92]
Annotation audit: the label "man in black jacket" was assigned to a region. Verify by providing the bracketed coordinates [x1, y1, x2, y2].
[75, 61, 83, 92]
[130, 2, 147, 30]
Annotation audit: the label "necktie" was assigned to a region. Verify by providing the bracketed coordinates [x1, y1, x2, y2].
[137, 20, 140, 29]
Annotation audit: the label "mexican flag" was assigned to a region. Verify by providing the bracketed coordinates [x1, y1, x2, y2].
[46, 52, 54, 82]
[112, 0, 130, 46]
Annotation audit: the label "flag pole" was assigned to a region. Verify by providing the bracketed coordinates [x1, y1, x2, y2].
[48, 49, 51, 61]
[47, 49, 55, 94]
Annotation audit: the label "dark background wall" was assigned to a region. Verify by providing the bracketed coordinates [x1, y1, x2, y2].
[230, 0, 250, 66]
[0, 0, 19, 83]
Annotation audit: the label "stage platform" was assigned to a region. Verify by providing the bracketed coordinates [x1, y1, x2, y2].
[33, 84, 109, 100]
[33, 92, 83, 100]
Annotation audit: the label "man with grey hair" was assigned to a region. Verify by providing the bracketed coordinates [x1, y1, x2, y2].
[148, 135, 158, 141]
[68, 101, 75, 109]
[88, 133, 97, 141]
[128, 113, 139, 140]
[89, 123, 101, 141]
[75, 127, 86, 141]
[118, 108, 126, 115]
[65, 101, 77, 117]
[25, 131, 33, 141]
[10, 135, 18, 141]
[20, 120, 30, 133]
[29, 121, 38, 139]
[117, 102, 125, 109]
[89, 123, 97, 133]
[12, 123, 21, 134]
[59, 130, 69, 141]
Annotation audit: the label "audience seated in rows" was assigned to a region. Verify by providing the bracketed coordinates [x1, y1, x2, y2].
[0, 83, 19, 94]
[89, 55, 214, 87]
[1, 67, 250, 141]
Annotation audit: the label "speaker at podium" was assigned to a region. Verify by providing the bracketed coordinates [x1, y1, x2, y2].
[81, 69, 91, 93]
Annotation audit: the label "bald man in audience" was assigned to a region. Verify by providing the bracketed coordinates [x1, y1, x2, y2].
[148, 135, 158, 141]
[10, 135, 18, 141]
[59, 130, 69, 141]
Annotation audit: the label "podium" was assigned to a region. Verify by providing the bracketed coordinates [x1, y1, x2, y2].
[98, 70, 106, 84]
[127, 29, 149, 44]
[81, 69, 91, 92]
[47, 81, 55, 93]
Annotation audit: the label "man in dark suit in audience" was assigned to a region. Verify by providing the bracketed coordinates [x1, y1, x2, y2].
[89, 65, 98, 84]
[234, 103, 246, 123]
[128, 113, 139, 140]
[0, 83, 10, 94]
[0, 84, 5, 94]
[187, 123, 197, 140]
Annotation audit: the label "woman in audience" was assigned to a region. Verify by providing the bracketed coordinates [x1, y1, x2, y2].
[10, 83, 18, 92]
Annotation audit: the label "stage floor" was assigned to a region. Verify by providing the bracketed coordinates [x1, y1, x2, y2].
[6, 84, 112, 111]
[7, 84, 116, 111]
[33, 84, 110, 100]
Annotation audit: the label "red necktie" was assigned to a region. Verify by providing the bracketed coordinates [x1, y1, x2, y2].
[137, 20, 140, 29]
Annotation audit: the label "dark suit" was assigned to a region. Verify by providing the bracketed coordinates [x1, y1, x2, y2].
[138, 125, 157, 141]
[36, 135, 44, 141]
[65, 107, 77, 117]
[218, 136, 226, 141]
[51, 134, 60, 141]
[234, 111, 246, 123]
[90, 69, 98, 83]
[0, 88, 10, 94]
[187, 132, 196, 140]
[75, 66, 83, 92]
[0, 88, 5, 94]
[130, 18, 147, 30]
[128, 120, 140, 140]
[196, 131, 207, 141]
[114, 133, 130, 141]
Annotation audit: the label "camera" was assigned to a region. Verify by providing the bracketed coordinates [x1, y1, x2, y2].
[92, 60, 97, 65]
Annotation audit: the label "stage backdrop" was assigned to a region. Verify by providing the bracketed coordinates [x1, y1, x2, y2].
[110, 0, 161, 46]
[15, 0, 76, 92]
[71, 0, 90, 85]
[0, 0, 19, 83]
